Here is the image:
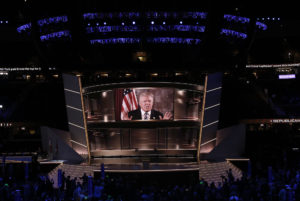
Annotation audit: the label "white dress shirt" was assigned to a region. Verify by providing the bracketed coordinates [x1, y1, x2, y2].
[141, 109, 151, 120]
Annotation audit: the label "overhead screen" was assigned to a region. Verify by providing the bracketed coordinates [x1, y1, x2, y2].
[84, 87, 203, 123]
[82, 83, 204, 151]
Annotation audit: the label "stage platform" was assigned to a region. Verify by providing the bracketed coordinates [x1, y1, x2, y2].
[46, 160, 243, 188]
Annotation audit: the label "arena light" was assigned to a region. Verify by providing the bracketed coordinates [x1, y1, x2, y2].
[256, 22, 267, 30]
[37, 16, 68, 27]
[220, 29, 247, 39]
[16, 23, 31, 33]
[86, 25, 205, 33]
[83, 12, 206, 20]
[278, 74, 296, 79]
[40, 30, 71, 41]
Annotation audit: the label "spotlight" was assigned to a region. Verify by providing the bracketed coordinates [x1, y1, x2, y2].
[87, 23, 90, 26]
[96, 23, 99, 26]
[132, 21, 136, 25]
[151, 21, 154, 25]
[163, 21, 166, 25]
[104, 22, 107, 25]
[121, 22, 125, 25]
[179, 21, 183, 24]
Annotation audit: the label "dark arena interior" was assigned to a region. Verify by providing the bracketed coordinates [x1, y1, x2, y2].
[1, 0, 300, 200]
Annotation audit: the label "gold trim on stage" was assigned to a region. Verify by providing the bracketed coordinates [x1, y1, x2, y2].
[197, 74, 207, 162]
[78, 76, 92, 165]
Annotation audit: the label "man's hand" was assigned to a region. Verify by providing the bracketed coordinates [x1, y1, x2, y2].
[159, 112, 173, 120]
[123, 112, 133, 120]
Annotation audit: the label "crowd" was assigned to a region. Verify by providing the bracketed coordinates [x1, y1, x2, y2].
[0, 150, 300, 200]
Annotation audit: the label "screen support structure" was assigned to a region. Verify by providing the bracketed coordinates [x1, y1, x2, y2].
[197, 74, 208, 162]
[78, 76, 92, 165]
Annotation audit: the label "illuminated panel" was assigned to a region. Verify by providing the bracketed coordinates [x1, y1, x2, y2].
[86, 25, 140, 33]
[224, 14, 250, 23]
[246, 63, 300, 68]
[40, 30, 71, 41]
[89, 37, 201, 45]
[220, 29, 247, 39]
[224, 14, 267, 30]
[86, 25, 205, 33]
[83, 11, 207, 20]
[148, 37, 201, 44]
[90, 38, 140, 44]
[37, 16, 68, 26]
[256, 22, 267, 30]
[278, 74, 296, 79]
[200, 73, 223, 153]
[17, 23, 31, 33]
[148, 25, 205, 32]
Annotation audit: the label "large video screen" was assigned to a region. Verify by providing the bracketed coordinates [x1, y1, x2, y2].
[84, 86, 202, 122]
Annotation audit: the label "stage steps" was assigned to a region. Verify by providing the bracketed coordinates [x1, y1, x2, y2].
[48, 161, 243, 188]
[199, 161, 243, 184]
[48, 163, 98, 188]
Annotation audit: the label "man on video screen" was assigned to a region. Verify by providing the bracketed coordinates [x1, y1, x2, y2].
[123, 92, 172, 120]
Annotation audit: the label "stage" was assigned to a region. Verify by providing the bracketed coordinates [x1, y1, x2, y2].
[43, 159, 244, 188]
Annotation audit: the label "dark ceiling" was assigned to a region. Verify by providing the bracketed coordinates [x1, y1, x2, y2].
[0, 1, 299, 71]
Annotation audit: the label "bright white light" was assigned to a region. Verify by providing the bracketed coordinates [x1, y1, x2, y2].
[179, 21, 183, 24]
[177, 90, 185, 96]
[102, 91, 107, 98]
[132, 21, 135, 25]
[176, 98, 183, 104]
[121, 22, 125, 25]
[151, 21, 154, 25]
[104, 115, 108, 122]
[0, 105, 3, 109]
[87, 23, 90, 26]
[96, 23, 99, 26]
[104, 22, 107, 25]
[163, 21, 166, 25]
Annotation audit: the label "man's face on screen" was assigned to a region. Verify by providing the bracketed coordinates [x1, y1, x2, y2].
[139, 95, 153, 112]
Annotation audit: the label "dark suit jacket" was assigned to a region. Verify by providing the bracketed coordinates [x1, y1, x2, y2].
[128, 109, 163, 120]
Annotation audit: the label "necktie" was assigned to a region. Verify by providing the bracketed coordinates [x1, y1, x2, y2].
[144, 112, 149, 120]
